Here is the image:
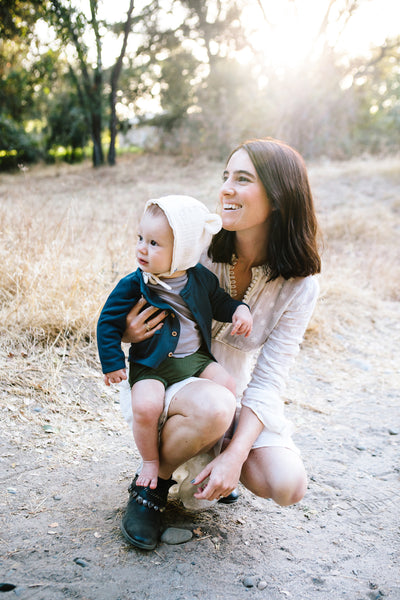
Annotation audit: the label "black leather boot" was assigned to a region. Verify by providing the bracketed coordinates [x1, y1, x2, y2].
[218, 488, 240, 504]
[120, 474, 175, 550]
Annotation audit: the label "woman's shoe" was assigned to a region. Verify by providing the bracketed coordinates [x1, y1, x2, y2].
[120, 474, 175, 550]
[218, 488, 240, 504]
[172, 452, 219, 511]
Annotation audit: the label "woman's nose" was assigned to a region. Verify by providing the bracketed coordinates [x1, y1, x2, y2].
[220, 180, 234, 196]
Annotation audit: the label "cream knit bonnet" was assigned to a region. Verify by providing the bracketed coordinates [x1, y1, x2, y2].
[143, 195, 222, 281]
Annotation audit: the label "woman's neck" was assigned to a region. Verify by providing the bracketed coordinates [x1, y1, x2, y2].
[234, 228, 268, 269]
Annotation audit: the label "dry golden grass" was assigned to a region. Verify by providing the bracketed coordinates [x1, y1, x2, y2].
[305, 156, 400, 348]
[1, 152, 399, 405]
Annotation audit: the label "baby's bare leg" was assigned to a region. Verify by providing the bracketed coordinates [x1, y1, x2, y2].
[198, 361, 236, 396]
[131, 379, 165, 489]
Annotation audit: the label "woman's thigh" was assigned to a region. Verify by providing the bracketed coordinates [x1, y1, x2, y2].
[240, 446, 307, 506]
[158, 380, 236, 473]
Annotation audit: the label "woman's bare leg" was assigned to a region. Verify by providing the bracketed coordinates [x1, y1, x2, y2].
[240, 446, 307, 506]
[198, 361, 236, 396]
[158, 380, 236, 480]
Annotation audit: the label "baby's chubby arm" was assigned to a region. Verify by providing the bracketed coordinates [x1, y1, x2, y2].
[231, 304, 253, 337]
[104, 368, 127, 386]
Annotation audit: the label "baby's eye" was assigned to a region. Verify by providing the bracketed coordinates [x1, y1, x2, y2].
[150, 240, 158, 246]
[137, 234, 143, 241]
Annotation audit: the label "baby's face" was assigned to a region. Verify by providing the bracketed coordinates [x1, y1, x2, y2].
[136, 211, 173, 275]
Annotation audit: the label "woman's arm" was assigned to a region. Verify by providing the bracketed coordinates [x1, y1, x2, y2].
[192, 277, 319, 500]
[241, 278, 319, 433]
[192, 406, 264, 501]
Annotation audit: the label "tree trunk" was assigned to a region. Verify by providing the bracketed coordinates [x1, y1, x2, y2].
[108, 88, 118, 166]
[91, 60, 104, 167]
[91, 111, 104, 167]
[108, 0, 134, 166]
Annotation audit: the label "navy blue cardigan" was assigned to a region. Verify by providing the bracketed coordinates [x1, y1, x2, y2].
[97, 264, 245, 375]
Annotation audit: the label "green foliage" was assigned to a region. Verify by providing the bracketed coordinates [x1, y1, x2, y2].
[0, 115, 41, 169]
[158, 49, 199, 124]
[0, 0, 399, 166]
[0, 0, 45, 40]
[46, 89, 90, 162]
[192, 57, 262, 158]
[350, 37, 400, 153]
[0, 40, 33, 121]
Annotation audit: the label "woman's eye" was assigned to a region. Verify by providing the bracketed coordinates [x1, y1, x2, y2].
[238, 176, 250, 183]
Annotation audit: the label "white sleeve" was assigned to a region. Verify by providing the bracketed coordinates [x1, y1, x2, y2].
[241, 277, 319, 434]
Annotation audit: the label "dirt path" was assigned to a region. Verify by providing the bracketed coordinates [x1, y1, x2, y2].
[2, 301, 399, 600]
[1, 155, 399, 599]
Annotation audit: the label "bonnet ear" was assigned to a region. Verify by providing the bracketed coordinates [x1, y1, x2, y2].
[203, 213, 222, 236]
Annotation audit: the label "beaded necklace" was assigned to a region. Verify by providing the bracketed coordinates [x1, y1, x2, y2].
[229, 255, 239, 298]
[229, 254, 266, 302]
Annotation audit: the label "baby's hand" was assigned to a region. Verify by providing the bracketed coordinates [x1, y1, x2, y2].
[104, 369, 127, 386]
[231, 305, 253, 337]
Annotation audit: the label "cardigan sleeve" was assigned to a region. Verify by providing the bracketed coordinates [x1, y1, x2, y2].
[241, 277, 319, 433]
[196, 264, 246, 322]
[96, 273, 141, 374]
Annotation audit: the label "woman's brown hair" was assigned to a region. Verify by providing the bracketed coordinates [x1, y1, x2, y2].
[208, 138, 321, 280]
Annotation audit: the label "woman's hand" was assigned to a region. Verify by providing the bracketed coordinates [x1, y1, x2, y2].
[191, 406, 264, 501]
[191, 449, 244, 502]
[122, 296, 167, 343]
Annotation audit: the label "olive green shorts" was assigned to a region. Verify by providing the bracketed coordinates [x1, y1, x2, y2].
[129, 349, 215, 389]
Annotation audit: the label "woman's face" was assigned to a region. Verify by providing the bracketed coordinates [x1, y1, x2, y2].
[219, 148, 272, 233]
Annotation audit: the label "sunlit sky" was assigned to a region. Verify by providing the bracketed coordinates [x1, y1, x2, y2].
[336, 0, 400, 52]
[74, 0, 400, 70]
[239, 0, 400, 69]
[41, 0, 399, 92]
[86, 0, 399, 115]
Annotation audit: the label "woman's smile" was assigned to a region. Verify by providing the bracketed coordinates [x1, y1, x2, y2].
[222, 202, 242, 211]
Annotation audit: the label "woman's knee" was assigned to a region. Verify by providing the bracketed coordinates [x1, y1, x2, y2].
[269, 469, 307, 506]
[241, 446, 307, 506]
[173, 381, 236, 434]
[195, 391, 235, 436]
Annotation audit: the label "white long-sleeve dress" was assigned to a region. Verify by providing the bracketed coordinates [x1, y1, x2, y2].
[201, 253, 319, 451]
[119, 254, 319, 508]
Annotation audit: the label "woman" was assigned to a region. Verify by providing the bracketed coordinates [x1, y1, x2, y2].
[119, 138, 321, 550]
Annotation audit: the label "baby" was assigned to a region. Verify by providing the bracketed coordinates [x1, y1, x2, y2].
[97, 195, 252, 489]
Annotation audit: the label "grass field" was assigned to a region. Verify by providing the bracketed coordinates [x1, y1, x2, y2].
[1, 152, 399, 599]
[1, 152, 399, 400]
